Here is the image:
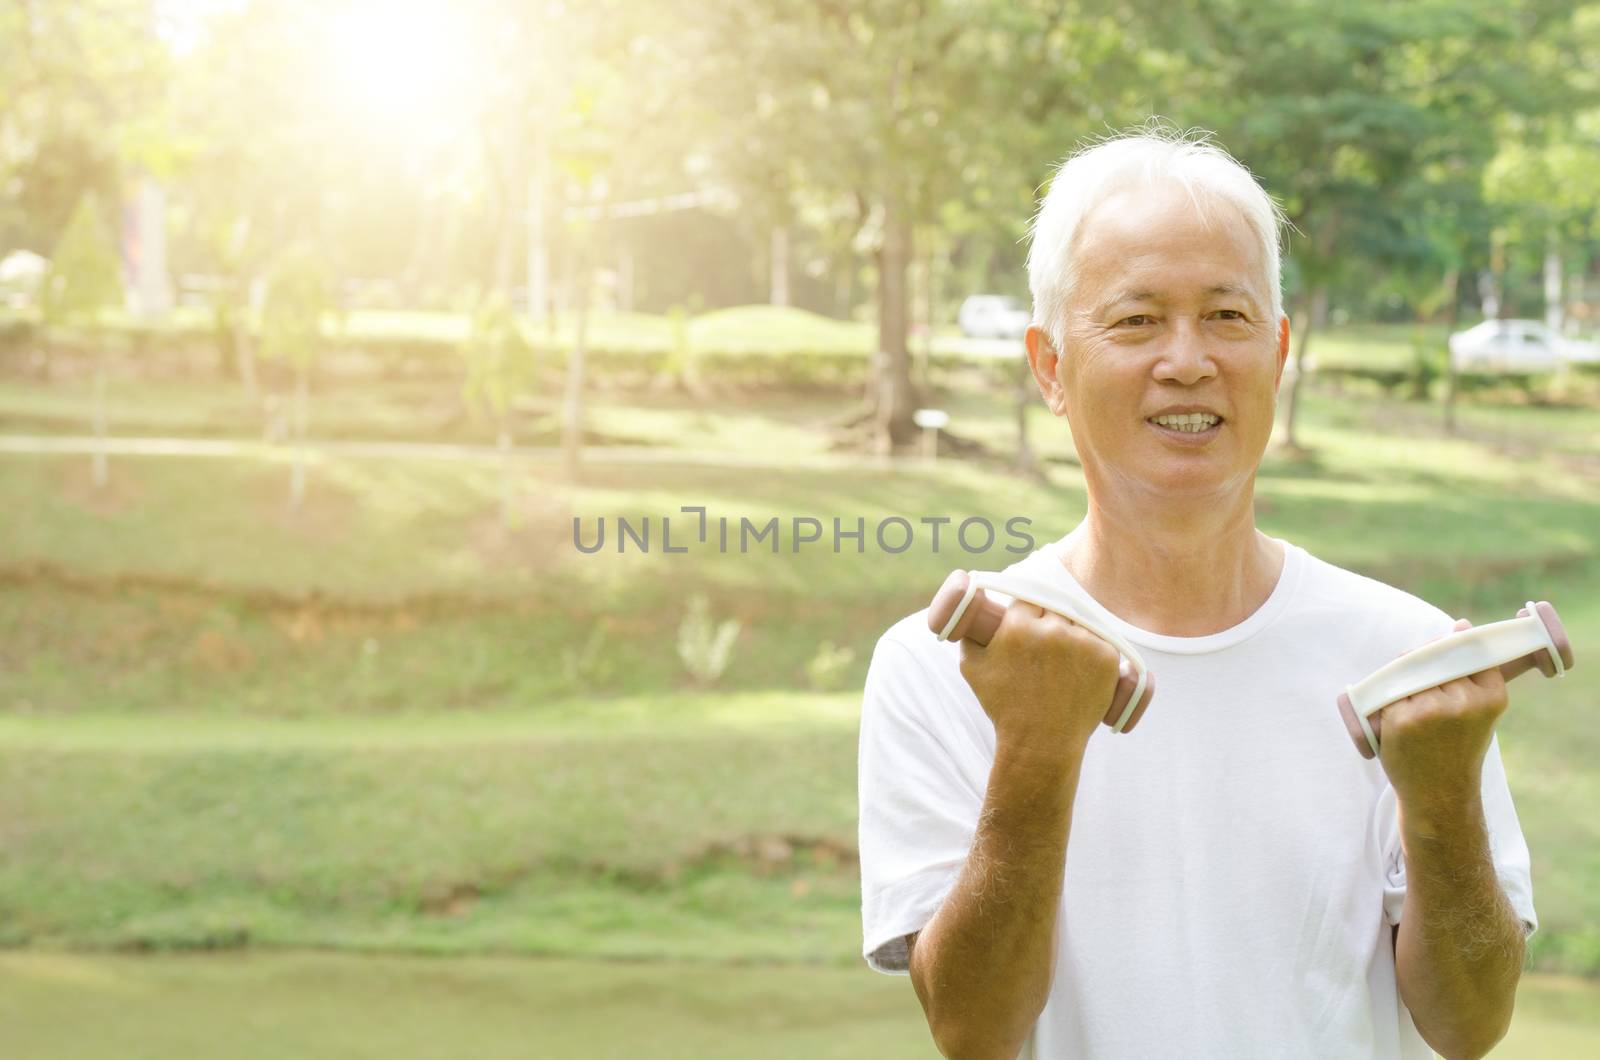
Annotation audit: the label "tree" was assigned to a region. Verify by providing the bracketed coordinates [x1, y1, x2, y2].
[259, 244, 335, 514]
[462, 290, 538, 527]
[203, 215, 265, 401]
[0, 1, 168, 255]
[1146, 0, 1584, 452]
[684, 0, 1148, 454]
[41, 192, 123, 489]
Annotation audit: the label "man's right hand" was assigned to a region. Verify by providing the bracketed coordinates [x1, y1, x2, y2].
[958, 598, 1123, 755]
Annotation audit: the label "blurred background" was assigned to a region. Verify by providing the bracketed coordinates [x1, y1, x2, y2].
[1, 1, 1598, 1056]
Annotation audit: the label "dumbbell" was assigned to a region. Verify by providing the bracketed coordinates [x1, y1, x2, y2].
[927, 569, 1155, 734]
[1338, 601, 1575, 759]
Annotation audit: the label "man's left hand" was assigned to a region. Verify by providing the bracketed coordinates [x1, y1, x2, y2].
[1377, 618, 1509, 810]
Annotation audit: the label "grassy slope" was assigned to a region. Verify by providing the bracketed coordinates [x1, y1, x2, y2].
[0, 951, 1593, 1059]
[0, 377, 1596, 973]
[0, 697, 865, 963]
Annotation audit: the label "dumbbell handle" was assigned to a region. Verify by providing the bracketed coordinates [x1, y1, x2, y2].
[927, 569, 1155, 734]
[1337, 601, 1575, 759]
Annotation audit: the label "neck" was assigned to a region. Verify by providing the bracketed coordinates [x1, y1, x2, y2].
[1059, 489, 1283, 637]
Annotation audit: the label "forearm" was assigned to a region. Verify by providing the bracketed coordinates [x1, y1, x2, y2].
[1394, 789, 1525, 1060]
[910, 739, 1082, 1060]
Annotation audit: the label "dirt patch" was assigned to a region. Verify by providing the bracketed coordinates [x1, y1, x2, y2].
[55, 456, 144, 515]
[412, 834, 861, 917]
[637, 834, 860, 889]
[0, 561, 546, 623]
[185, 627, 257, 672]
[417, 882, 481, 919]
[253, 462, 362, 542]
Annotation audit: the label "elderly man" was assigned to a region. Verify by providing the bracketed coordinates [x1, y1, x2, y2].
[857, 129, 1535, 1059]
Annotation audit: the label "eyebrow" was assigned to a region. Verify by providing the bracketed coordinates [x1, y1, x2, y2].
[1096, 283, 1260, 315]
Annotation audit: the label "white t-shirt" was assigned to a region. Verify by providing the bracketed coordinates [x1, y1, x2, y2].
[858, 529, 1537, 1059]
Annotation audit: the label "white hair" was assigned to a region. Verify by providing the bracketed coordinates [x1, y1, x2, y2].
[1025, 124, 1288, 346]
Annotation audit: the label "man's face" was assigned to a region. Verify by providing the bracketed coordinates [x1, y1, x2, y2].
[1026, 182, 1290, 504]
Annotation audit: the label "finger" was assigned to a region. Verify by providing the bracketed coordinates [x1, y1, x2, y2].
[988, 599, 1043, 643]
[1038, 605, 1077, 630]
[1452, 619, 1508, 691]
[1001, 600, 1046, 628]
[1414, 618, 1504, 692]
[1397, 617, 1472, 657]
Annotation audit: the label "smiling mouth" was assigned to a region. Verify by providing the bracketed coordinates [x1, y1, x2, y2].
[1146, 416, 1224, 436]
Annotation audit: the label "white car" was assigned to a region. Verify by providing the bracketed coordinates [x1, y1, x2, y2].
[1447, 319, 1600, 373]
[957, 294, 1031, 340]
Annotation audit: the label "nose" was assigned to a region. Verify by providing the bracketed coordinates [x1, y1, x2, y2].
[1153, 321, 1217, 386]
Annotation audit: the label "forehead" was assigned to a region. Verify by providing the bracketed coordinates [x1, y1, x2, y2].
[1070, 183, 1266, 305]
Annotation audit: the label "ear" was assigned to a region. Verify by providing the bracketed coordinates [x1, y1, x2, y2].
[1272, 314, 1291, 394]
[1025, 325, 1069, 416]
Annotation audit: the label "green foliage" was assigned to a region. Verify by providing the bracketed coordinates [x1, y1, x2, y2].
[461, 290, 537, 420]
[677, 593, 741, 688]
[657, 304, 695, 382]
[804, 640, 857, 693]
[259, 244, 335, 369]
[562, 624, 617, 691]
[40, 193, 122, 328]
[1407, 328, 1442, 400]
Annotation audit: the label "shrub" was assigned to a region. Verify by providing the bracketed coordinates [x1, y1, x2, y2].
[677, 593, 741, 687]
[562, 625, 616, 690]
[804, 640, 857, 692]
[41, 194, 123, 331]
[1407, 328, 1441, 400]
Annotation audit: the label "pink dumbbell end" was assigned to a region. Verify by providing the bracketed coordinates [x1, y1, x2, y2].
[928, 570, 1155, 734]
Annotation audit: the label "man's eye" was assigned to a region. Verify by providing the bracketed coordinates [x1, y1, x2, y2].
[1118, 315, 1155, 327]
[1212, 309, 1246, 321]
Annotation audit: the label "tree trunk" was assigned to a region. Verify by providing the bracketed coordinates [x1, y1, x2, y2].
[562, 243, 591, 482]
[875, 193, 917, 453]
[1443, 265, 1462, 435]
[401, 193, 437, 305]
[1477, 270, 1499, 322]
[289, 361, 309, 512]
[492, 194, 520, 298]
[234, 277, 259, 403]
[1279, 285, 1325, 453]
[919, 240, 935, 392]
[499, 423, 515, 529]
[438, 203, 463, 311]
[1014, 352, 1035, 475]
[617, 245, 634, 314]
[527, 125, 549, 323]
[92, 355, 108, 491]
[1544, 230, 1563, 333]
[769, 226, 790, 307]
[1484, 230, 1506, 321]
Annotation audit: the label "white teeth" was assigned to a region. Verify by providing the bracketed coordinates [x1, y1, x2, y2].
[1151, 413, 1220, 432]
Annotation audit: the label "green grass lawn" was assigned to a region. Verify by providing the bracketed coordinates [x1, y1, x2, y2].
[1, 361, 1597, 1051]
[0, 951, 931, 1060]
[0, 952, 1592, 1059]
[0, 696, 864, 962]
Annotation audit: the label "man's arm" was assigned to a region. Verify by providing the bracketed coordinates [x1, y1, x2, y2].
[1381, 618, 1526, 1060]
[907, 739, 1082, 1060]
[1393, 791, 1525, 1060]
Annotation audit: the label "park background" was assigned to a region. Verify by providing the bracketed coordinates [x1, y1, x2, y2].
[1, 0, 1598, 1056]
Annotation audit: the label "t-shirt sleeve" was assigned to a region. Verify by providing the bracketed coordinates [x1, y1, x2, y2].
[1381, 734, 1538, 936]
[858, 634, 987, 975]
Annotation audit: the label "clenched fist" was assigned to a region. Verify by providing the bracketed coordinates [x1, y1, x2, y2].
[1377, 618, 1509, 807]
[958, 599, 1123, 755]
